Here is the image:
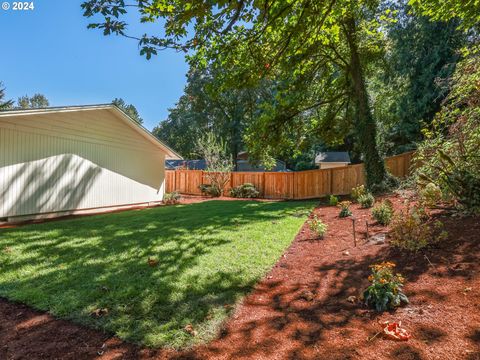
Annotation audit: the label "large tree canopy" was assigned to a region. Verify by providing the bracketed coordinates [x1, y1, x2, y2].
[82, 0, 395, 188]
[371, 2, 466, 155]
[152, 67, 257, 159]
[81, 0, 477, 187]
[409, 0, 480, 31]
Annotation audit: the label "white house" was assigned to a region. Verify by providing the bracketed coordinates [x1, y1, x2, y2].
[315, 152, 351, 169]
[0, 104, 181, 222]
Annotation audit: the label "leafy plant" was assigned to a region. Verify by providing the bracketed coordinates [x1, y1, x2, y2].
[415, 53, 480, 214]
[338, 201, 352, 218]
[351, 185, 366, 202]
[363, 262, 409, 312]
[358, 193, 375, 208]
[389, 205, 448, 252]
[163, 191, 181, 205]
[308, 215, 328, 238]
[230, 183, 260, 198]
[419, 182, 443, 208]
[371, 199, 394, 225]
[329, 195, 339, 206]
[199, 184, 221, 197]
[196, 132, 234, 197]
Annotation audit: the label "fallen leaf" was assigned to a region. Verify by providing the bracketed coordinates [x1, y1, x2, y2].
[347, 295, 357, 303]
[90, 308, 109, 318]
[147, 257, 159, 267]
[383, 321, 411, 341]
[184, 324, 197, 336]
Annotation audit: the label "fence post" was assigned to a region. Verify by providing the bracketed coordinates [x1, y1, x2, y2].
[262, 172, 266, 197]
[329, 168, 334, 195]
[293, 171, 296, 199]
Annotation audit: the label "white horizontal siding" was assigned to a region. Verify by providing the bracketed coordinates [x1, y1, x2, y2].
[0, 110, 165, 218]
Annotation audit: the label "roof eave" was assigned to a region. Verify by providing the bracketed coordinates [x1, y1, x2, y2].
[0, 104, 183, 160]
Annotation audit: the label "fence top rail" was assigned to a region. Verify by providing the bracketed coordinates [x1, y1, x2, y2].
[385, 150, 415, 160]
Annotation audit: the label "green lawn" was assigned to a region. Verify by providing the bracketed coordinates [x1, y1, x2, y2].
[0, 200, 314, 348]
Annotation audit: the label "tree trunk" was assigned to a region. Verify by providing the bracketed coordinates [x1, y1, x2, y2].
[344, 17, 387, 188]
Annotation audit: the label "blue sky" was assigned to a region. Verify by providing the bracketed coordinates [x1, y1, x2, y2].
[0, 0, 189, 130]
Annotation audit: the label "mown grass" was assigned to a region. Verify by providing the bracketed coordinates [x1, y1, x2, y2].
[0, 200, 314, 348]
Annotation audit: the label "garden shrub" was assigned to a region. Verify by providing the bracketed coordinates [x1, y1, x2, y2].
[338, 201, 352, 218]
[363, 262, 409, 312]
[389, 205, 448, 252]
[199, 184, 221, 197]
[163, 191, 181, 205]
[419, 182, 442, 208]
[358, 193, 375, 208]
[308, 215, 328, 238]
[230, 183, 260, 198]
[371, 199, 394, 225]
[414, 52, 480, 214]
[351, 185, 366, 202]
[329, 195, 339, 206]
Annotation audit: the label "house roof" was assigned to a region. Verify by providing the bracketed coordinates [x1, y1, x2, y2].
[166, 159, 207, 170]
[315, 152, 351, 164]
[0, 104, 182, 159]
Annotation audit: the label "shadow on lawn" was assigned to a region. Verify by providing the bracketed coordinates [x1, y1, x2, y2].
[0, 200, 313, 348]
[0, 203, 478, 359]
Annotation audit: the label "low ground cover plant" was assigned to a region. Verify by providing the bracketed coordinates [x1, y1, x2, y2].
[358, 193, 375, 208]
[389, 204, 448, 252]
[230, 183, 260, 198]
[338, 201, 352, 218]
[163, 191, 181, 205]
[329, 195, 339, 206]
[371, 199, 394, 225]
[363, 262, 409, 312]
[308, 215, 328, 238]
[351, 185, 366, 202]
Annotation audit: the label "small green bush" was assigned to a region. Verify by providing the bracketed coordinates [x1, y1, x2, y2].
[363, 262, 408, 312]
[230, 183, 260, 198]
[389, 205, 448, 252]
[371, 199, 394, 225]
[419, 182, 442, 208]
[358, 193, 375, 208]
[351, 185, 366, 201]
[338, 201, 352, 218]
[329, 195, 339, 206]
[199, 184, 221, 197]
[308, 215, 328, 238]
[163, 191, 181, 205]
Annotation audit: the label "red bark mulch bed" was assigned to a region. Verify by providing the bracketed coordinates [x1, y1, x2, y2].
[1, 193, 479, 359]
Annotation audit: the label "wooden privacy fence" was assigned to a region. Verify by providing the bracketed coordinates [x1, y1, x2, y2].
[165, 151, 415, 200]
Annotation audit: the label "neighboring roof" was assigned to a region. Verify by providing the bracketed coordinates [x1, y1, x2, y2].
[0, 104, 182, 159]
[166, 159, 288, 172]
[236, 151, 249, 160]
[315, 152, 351, 164]
[236, 159, 287, 172]
[166, 159, 207, 170]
